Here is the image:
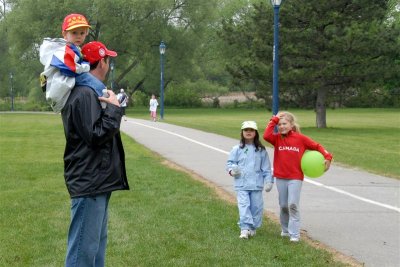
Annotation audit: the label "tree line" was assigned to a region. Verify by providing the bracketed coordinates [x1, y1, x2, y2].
[0, 0, 398, 127]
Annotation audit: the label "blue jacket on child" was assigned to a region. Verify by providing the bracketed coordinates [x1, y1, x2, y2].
[226, 144, 273, 191]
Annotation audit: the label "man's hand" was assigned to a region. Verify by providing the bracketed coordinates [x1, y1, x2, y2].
[98, 89, 120, 107]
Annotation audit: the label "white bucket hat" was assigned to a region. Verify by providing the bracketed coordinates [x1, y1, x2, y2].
[241, 121, 258, 130]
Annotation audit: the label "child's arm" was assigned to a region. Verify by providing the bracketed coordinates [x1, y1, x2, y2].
[263, 116, 279, 144]
[74, 61, 90, 74]
[261, 150, 273, 183]
[302, 135, 333, 171]
[226, 147, 241, 177]
[51, 44, 89, 76]
[261, 150, 274, 192]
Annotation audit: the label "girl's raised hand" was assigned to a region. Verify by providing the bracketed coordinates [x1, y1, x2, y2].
[275, 112, 286, 120]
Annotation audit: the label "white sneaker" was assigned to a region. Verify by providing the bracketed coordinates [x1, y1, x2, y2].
[239, 229, 250, 239]
[280, 231, 290, 237]
[290, 237, 300, 242]
[249, 230, 256, 237]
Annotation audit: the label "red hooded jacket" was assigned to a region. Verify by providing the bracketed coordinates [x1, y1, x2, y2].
[263, 116, 333, 180]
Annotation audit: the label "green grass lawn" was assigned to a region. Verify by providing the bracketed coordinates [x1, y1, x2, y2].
[127, 107, 400, 178]
[0, 113, 350, 266]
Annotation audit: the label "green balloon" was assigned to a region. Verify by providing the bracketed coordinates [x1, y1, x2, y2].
[301, 151, 325, 178]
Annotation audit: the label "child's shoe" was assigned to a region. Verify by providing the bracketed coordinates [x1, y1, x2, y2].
[239, 229, 250, 239]
[280, 231, 290, 237]
[290, 237, 300, 242]
[249, 229, 256, 237]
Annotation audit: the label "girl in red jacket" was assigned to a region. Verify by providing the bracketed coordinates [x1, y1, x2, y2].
[263, 111, 332, 242]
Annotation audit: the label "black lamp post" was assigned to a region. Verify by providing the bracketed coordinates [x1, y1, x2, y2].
[159, 41, 166, 120]
[271, 0, 282, 116]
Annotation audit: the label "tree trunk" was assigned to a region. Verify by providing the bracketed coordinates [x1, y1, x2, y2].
[132, 78, 146, 93]
[315, 87, 327, 128]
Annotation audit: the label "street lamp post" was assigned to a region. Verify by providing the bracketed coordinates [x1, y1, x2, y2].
[271, 0, 282, 116]
[110, 61, 115, 90]
[159, 41, 166, 120]
[10, 72, 14, 112]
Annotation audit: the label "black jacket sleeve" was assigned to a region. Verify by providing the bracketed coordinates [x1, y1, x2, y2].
[71, 87, 123, 148]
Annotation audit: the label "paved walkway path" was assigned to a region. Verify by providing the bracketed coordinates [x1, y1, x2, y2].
[121, 118, 400, 267]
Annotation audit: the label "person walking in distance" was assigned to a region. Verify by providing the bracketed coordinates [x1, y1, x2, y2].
[61, 41, 129, 266]
[117, 88, 129, 121]
[149, 94, 159, 121]
[226, 121, 273, 239]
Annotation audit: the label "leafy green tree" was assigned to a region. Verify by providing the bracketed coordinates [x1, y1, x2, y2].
[387, 0, 400, 24]
[0, 0, 245, 107]
[282, 0, 398, 127]
[220, 3, 274, 107]
[221, 0, 399, 127]
[0, 0, 12, 98]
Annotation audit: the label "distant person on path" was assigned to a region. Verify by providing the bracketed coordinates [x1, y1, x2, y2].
[39, 13, 91, 112]
[149, 94, 159, 121]
[117, 88, 129, 121]
[61, 41, 130, 266]
[226, 121, 273, 239]
[263, 111, 332, 242]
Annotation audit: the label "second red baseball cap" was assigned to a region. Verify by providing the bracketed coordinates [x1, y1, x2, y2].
[82, 41, 117, 64]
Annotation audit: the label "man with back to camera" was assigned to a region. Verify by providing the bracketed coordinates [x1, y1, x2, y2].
[61, 41, 130, 266]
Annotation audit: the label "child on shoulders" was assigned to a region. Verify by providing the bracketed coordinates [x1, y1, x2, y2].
[39, 13, 91, 112]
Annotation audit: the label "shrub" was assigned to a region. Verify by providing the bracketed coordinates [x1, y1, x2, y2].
[131, 91, 148, 107]
[165, 86, 202, 107]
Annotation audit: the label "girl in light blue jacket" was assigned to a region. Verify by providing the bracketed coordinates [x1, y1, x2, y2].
[226, 121, 273, 239]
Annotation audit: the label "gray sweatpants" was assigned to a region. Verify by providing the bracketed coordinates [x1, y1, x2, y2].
[276, 178, 303, 239]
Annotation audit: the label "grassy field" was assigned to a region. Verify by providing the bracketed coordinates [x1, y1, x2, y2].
[0, 113, 351, 266]
[127, 107, 400, 178]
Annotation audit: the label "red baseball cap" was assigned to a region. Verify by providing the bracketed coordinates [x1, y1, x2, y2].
[82, 41, 117, 64]
[62, 13, 90, 31]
